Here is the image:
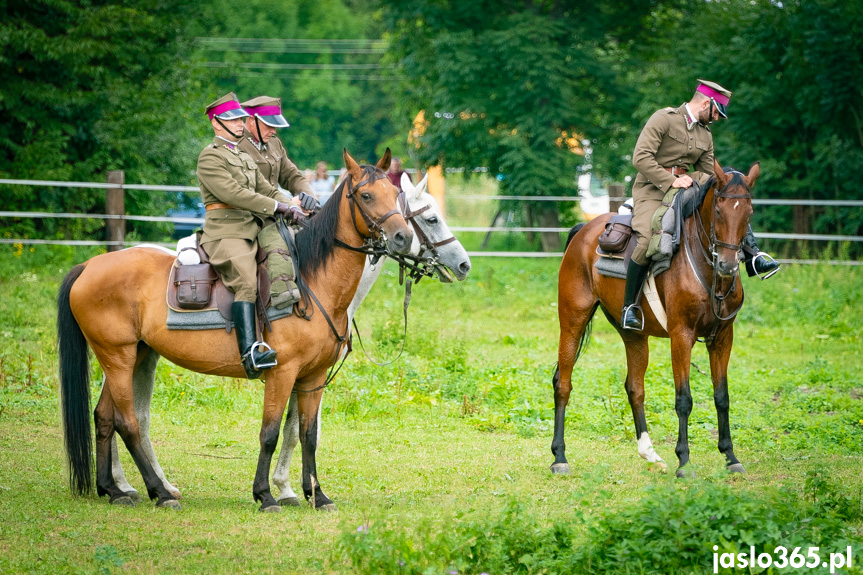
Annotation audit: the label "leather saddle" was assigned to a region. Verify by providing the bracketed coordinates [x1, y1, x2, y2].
[166, 234, 275, 333]
[596, 214, 637, 267]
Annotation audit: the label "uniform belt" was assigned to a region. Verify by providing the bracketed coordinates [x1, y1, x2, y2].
[205, 202, 238, 211]
[663, 166, 689, 176]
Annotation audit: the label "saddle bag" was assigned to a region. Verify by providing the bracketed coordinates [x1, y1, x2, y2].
[598, 215, 633, 253]
[174, 263, 218, 310]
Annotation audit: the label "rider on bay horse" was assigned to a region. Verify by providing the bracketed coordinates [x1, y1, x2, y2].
[197, 92, 309, 379]
[622, 79, 780, 331]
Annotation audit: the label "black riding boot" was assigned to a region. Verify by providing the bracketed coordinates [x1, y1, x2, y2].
[232, 301, 278, 379]
[742, 226, 780, 279]
[620, 260, 649, 330]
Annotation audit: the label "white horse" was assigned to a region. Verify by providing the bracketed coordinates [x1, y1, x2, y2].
[110, 173, 471, 502]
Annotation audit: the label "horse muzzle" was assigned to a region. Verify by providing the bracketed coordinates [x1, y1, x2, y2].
[388, 228, 414, 256]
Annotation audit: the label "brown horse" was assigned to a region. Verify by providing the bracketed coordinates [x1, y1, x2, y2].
[552, 161, 760, 478]
[57, 149, 413, 511]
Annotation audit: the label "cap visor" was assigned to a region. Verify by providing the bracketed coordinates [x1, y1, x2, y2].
[714, 100, 728, 118]
[258, 114, 290, 128]
[216, 108, 250, 120]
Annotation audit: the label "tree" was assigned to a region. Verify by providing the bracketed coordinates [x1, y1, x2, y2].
[0, 0, 206, 241]
[382, 0, 669, 251]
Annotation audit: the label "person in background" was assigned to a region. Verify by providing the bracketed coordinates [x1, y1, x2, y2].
[386, 157, 411, 191]
[309, 161, 335, 205]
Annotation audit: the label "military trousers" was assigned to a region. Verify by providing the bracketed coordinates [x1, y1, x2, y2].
[630, 184, 666, 266]
[201, 237, 258, 303]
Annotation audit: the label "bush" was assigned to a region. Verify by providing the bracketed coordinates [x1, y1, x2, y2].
[332, 480, 863, 574]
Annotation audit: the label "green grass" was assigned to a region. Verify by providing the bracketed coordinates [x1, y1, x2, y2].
[0, 245, 861, 573]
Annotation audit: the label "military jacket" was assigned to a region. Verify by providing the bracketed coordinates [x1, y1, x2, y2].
[196, 137, 291, 243]
[631, 104, 715, 196]
[238, 130, 313, 197]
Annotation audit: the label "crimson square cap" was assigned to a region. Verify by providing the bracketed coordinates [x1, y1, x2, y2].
[205, 92, 250, 120]
[696, 79, 732, 118]
[240, 96, 290, 128]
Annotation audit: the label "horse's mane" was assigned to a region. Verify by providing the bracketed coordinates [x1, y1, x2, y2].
[295, 164, 384, 278]
[680, 167, 745, 220]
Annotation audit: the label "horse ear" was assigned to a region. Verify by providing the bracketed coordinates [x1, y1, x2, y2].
[414, 173, 429, 199]
[743, 162, 761, 191]
[343, 148, 362, 179]
[400, 172, 417, 198]
[713, 160, 729, 187]
[376, 147, 392, 171]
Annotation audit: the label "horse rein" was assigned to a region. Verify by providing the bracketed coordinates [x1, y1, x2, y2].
[683, 177, 751, 337]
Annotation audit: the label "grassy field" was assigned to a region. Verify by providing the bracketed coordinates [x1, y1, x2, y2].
[0, 246, 861, 574]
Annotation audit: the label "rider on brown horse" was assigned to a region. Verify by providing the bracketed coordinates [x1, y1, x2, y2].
[622, 80, 780, 331]
[197, 92, 308, 378]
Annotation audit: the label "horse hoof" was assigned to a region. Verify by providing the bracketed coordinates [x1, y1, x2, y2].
[550, 463, 571, 475]
[278, 497, 301, 507]
[168, 488, 182, 499]
[648, 460, 668, 473]
[110, 495, 135, 506]
[315, 503, 337, 512]
[156, 498, 181, 510]
[727, 463, 746, 474]
[260, 504, 281, 513]
[675, 466, 696, 479]
[127, 491, 142, 503]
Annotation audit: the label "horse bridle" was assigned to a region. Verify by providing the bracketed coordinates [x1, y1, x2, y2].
[685, 176, 752, 332]
[341, 170, 404, 249]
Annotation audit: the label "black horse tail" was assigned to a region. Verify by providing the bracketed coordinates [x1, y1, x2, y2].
[564, 223, 586, 251]
[57, 264, 92, 496]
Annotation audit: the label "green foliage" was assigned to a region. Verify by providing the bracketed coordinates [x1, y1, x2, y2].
[0, 0, 207, 241]
[334, 481, 863, 574]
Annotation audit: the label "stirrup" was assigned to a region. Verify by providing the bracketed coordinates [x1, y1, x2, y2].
[751, 252, 780, 280]
[242, 341, 278, 370]
[621, 304, 644, 331]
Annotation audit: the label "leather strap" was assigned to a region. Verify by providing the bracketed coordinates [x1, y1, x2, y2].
[663, 166, 689, 176]
[206, 202, 238, 211]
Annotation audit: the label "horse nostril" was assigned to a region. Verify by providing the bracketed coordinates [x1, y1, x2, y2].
[459, 261, 471, 274]
[393, 231, 408, 249]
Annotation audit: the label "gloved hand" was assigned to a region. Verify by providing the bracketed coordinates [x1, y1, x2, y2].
[297, 192, 320, 212]
[276, 202, 307, 226]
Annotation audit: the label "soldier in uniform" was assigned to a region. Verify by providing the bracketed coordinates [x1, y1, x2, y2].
[238, 95, 318, 213]
[622, 80, 780, 331]
[197, 92, 306, 378]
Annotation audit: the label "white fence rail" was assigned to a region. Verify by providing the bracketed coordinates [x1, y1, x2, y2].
[1, 178, 861, 261]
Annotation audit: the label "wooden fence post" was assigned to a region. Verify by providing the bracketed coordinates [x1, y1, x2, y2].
[608, 183, 625, 214]
[106, 170, 125, 251]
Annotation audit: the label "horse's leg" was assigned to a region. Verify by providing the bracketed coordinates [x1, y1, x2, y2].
[95, 345, 179, 508]
[551, 281, 597, 475]
[297, 387, 335, 510]
[94, 383, 136, 505]
[670, 329, 697, 478]
[707, 325, 744, 473]
[620, 331, 666, 470]
[272, 392, 301, 506]
[252, 371, 295, 512]
[111, 346, 181, 501]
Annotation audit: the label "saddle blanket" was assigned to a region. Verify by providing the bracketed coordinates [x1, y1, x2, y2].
[166, 305, 293, 331]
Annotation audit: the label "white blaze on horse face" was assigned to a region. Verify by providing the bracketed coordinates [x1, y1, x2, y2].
[637, 431, 664, 463]
[734, 200, 740, 210]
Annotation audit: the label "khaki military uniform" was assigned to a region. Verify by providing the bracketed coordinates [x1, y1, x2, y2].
[238, 129, 312, 197]
[630, 104, 715, 265]
[196, 137, 292, 302]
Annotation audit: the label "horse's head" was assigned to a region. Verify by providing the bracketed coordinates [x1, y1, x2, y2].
[709, 160, 760, 277]
[401, 172, 471, 282]
[342, 148, 413, 255]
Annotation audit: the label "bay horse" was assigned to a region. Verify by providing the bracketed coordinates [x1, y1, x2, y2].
[58, 149, 414, 511]
[552, 161, 759, 478]
[106, 173, 472, 506]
